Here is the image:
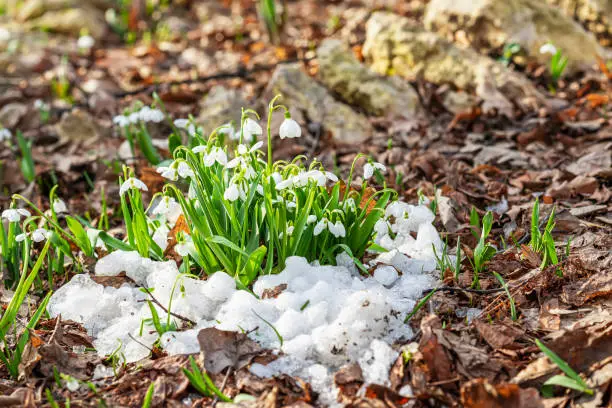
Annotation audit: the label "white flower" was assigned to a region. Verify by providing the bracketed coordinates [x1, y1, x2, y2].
[113, 115, 130, 128]
[218, 123, 236, 140]
[1, 208, 30, 222]
[325, 172, 338, 183]
[307, 215, 317, 224]
[364, 162, 386, 180]
[0, 128, 12, 142]
[119, 177, 148, 196]
[152, 224, 170, 251]
[188, 124, 197, 136]
[86, 228, 106, 250]
[34, 99, 48, 110]
[128, 112, 140, 124]
[286, 201, 297, 210]
[157, 166, 178, 181]
[139, 107, 164, 123]
[226, 157, 241, 169]
[276, 178, 294, 190]
[328, 221, 346, 238]
[286, 226, 294, 236]
[77, 35, 95, 49]
[256, 184, 264, 195]
[243, 118, 262, 138]
[270, 172, 283, 184]
[173, 119, 190, 129]
[313, 218, 328, 236]
[192, 145, 207, 154]
[224, 183, 240, 201]
[214, 147, 228, 166]
[175, 234, 195, 257]
[279, 117, 301, 139]
[177, 161, 194, 179]
[17, 228, 51, 242]
[539, 43, 557, 55]
[53, 199, 68, 213]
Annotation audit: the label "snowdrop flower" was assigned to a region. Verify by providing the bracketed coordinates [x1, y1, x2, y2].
[113, 115, 130, 128]
[276, 178, 294, 190]
[119, 177, 148, 196]
[270, 172, 283, 185]
[279, 225, 295, 239]
[279, 114, 301, 139]
[313, 218, 328, 236]
[0, 128, 11, 142]
[328, 221, 346, 238]
[539, 43, 557, 55]
[128, 112, 140, 124]
[363, 162, 386, 180]
[139, 107, 165, 123]
[225, 157, 241, 169]
[2, 208, 30, 222]
[224, 183, 240, 201]
[307, 215, 317, 224]
[173, 119, 190, 129]
[177, 161, 194, 179]
[152, 224, 170, 251]
[17, 228, 52, 243]
[256, 184, 264, 195]
[157, 166, 178, 181]
[286, 201, 297, 210]
[53, 199, 68, 213]
[77, 35, 95, 49]
[86, 228, 106, 250]
[175, 234, 195, 257]
[243, 118, 263, 138]
[192, 145, 207, 154]
[34, 99, 49, 110]
[325, 171, 338, 183]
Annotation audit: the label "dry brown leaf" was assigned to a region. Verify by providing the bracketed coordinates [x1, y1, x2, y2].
[197, 328, 263, 374]
[461, 378, 544, 408]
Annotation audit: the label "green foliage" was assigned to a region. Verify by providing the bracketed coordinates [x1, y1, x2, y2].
[469, 211, 496, 289]
[500, 42, 521, 66]
[182, 356, 231, 401]
[142, 383, 155, 408]
[16, 131, 35, 183]
[405, 288, 437, 323]
[0, 240, 52, 378]
[492, 271, 517, 321]
[432, 237, 461, 280]
[536, 339, 593, 397]
[529, 198, 558, 269]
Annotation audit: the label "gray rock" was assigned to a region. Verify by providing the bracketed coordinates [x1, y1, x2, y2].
[197, 86, 248, 134]
[0, 102, 27, 128]
[423, 0, 608, 72]
[55, 109, 102, 142]
[21, 2, 108, 39]
[316, 39, 422, 118]
[363, 12, 547, 117]
[266, 63, 372, 143]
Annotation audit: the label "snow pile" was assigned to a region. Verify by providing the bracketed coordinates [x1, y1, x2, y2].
[48, 202, 443, 404]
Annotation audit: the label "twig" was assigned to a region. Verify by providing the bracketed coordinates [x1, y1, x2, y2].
[139, 287, 196, 325]
[211, 367, 233, 408]
[422, 286, 505, 295]
[128, 333, 154, 352]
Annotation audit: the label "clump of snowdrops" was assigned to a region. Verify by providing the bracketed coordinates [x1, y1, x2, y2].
[119, 96, 396, 285]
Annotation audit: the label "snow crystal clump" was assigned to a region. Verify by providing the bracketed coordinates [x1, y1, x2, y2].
[48, 202, 441, 405]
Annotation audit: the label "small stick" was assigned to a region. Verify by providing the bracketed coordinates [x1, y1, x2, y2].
[139, 287, 196, 325]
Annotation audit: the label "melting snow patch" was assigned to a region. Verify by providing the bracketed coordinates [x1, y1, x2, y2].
[48, 203, 441, 405]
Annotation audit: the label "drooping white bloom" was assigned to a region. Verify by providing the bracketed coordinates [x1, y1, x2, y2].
[1, 208, 31, 222]
[313, 218, 328, 236]
[279, 117, 301, 139]
[113, 115, 130, 128]
[364, 162, 386, 180]
[175, 234, 195, 257]
[119, 177, 148, 196]
[325, 171, 338, 183]
[157, 166, 178, 181]
[53, 199, 68, 213]
[213, 147, 228, 166]
[276, 178, 294, 190]
[139, 107, 165, 123]
[173, 119, 190, 129]
[243, 118, 263, 138]
[256, 184, 264, 195]
[328, 221, 346, 238]
[539, 43, 557, 55]
[218, 123, 236, 140]
[307, 215, 317, 224]
[270, 172, 283, 185]
[224, 183, 240, 201]
[192, 145, 207, 154]
[152, 224, 170, 251]
[86, 228, 106, 250]
[286, 226, 294, 236]
[128, 112, 140, 124]
[17, 228, 52, 242]
[225, 157, 241, 169]
[0, 28, 10, 42]
[177, 161, 194, 179]
[0, 128, 12, 142]
[77, 35, 95, 49]
[286, 201, 297, 210]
